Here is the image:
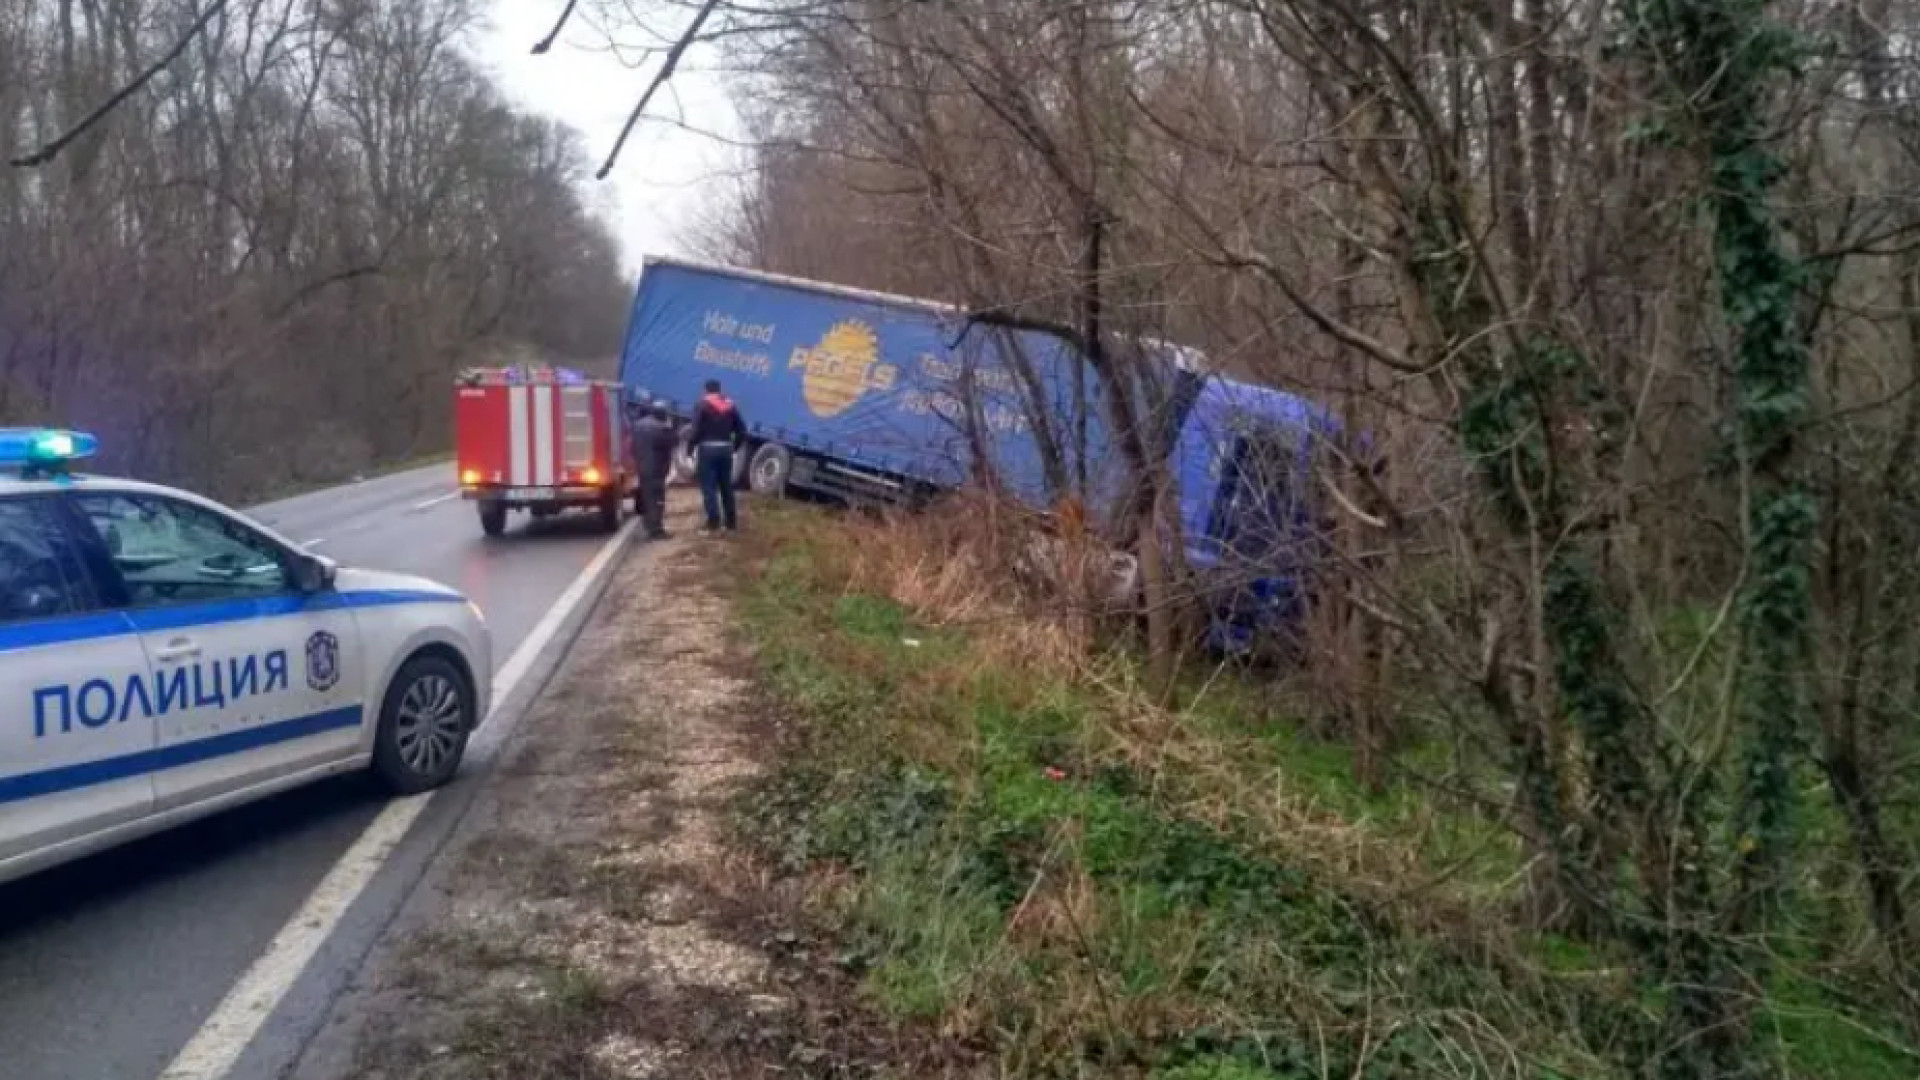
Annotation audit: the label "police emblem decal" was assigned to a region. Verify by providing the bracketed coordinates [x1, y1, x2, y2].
[306, 631, 341, 692]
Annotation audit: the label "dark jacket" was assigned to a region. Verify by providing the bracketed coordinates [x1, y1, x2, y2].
[685, 393, 747, 450]
[631, 414, 679, 481]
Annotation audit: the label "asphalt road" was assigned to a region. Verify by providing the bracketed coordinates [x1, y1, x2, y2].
[0, 464, 623, 1080]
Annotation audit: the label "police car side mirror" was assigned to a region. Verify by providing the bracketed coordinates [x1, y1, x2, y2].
[291, 553, 336, 594]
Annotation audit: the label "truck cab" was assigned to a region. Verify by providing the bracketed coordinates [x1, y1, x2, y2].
[1170, 378, 1345, 654]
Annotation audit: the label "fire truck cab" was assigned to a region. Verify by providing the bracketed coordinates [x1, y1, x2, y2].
[455, 365, 633, 537]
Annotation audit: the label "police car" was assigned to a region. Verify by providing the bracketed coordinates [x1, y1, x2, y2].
[0, 429, 491, 885]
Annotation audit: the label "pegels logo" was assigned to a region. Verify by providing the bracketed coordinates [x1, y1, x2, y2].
[788, 320, 897, 419]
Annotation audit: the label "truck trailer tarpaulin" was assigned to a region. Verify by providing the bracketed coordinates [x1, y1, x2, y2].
[618, 257, 1138, 512]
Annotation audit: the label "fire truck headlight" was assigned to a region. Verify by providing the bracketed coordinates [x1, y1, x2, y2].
[581, 466, 603, 485]
[460, 468, 482, 486]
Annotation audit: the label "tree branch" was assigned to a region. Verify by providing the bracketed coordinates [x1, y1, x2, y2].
[1210, 248, 1429, 374]
[532, 0, 581, 54]
[270, 264, 385, 320]
[11, 0, 234, 168]
[594, 0, 722, 180]
[951, 309, 1088, 355]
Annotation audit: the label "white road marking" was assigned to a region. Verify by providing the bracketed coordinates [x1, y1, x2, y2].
[411, 491, 460, 511]
[158, 518, 638, 1080]
[482, 523, 635, 707]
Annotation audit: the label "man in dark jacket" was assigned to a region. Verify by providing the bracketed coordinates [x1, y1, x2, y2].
[630, 401, 679, 540]
[685, 379, 748, 532]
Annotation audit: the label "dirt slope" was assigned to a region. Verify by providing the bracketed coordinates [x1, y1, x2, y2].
[288, 497, 941, 1079]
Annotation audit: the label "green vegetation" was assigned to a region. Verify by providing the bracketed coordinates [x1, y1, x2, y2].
[729, 502, 1917, 1078]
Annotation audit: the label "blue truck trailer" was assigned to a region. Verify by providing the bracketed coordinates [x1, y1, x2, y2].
[618, 257, 1344, 648]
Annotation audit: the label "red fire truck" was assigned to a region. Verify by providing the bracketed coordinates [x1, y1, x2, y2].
[455, 365, 633, 537]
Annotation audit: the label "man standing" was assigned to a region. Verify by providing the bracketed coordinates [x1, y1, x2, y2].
[686, 379, 747, 532]
[629, 400, 678, 540]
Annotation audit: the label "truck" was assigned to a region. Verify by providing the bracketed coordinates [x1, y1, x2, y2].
[455, 364, 634, 537]
[618, 257, 1347, 649]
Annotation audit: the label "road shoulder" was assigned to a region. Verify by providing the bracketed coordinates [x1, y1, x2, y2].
[286, 499, 915, 1079]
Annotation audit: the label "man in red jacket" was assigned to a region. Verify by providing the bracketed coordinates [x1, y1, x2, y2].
[685, 379, 747, 532]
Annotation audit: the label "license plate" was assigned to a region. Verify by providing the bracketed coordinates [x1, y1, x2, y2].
[504, 487, 557, 501]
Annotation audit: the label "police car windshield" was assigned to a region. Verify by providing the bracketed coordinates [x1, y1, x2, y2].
[74, 493, 287, 603]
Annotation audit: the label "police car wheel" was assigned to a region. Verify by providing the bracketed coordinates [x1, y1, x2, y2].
[372, 656, 473, 794]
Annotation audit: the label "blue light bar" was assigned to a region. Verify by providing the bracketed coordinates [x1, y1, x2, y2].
[0, 428, 100, 475]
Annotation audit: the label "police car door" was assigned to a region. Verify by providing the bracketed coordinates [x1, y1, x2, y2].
[0, 494, 156, 865]
[70, 491, 365, 811]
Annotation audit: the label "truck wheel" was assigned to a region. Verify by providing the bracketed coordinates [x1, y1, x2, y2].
[597, 490, 621, 533]
[478, 501, 507, 537]
[371, 654, 473, 794]
[749, 443, 792, 498]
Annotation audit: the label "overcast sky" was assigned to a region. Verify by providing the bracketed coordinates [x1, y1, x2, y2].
[470, 3, 747, 276]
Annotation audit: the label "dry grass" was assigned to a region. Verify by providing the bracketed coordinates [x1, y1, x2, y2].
[834, 493, 1510, 938]
[729, 498, 1620, 1080]
[838, 491, 1118, 676]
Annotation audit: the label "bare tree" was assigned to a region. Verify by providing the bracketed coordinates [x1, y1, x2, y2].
[0, 0, 630, 500]
[591, 0, 1920, 1070]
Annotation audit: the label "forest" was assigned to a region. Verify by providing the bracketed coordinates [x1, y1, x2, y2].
[597, 0, 1920, 1074]
[0, 0, 631, 500]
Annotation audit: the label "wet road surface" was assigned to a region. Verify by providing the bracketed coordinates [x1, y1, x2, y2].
[0, 465, 626, 1080]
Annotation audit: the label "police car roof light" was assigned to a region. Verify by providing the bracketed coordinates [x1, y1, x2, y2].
[0, 428, 100, 477]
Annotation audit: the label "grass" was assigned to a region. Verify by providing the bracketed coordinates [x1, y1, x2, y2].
[731, 503, 1615, 1079]
[728, 500, 1920, 1080]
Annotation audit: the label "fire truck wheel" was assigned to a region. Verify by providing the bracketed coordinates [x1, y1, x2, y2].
[596, 491, 621, 533]
[479, 501, 507, 537]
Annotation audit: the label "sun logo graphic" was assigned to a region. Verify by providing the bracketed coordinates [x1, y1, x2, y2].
[788, 319, 898, 418]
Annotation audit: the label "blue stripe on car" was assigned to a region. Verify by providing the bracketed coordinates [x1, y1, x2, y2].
[0, 611, 137, 653]
[0, 589, 462, 655]
[0, 705, 364, 805]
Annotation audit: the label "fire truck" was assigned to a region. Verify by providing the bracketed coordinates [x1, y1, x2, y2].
[455, 364, 633, 537]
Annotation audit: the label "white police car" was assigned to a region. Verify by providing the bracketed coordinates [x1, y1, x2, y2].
[0, 429, 491, 885]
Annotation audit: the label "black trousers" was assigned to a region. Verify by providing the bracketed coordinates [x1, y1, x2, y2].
[636, 473, 668, 535]
[696, 444, 738, 529]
